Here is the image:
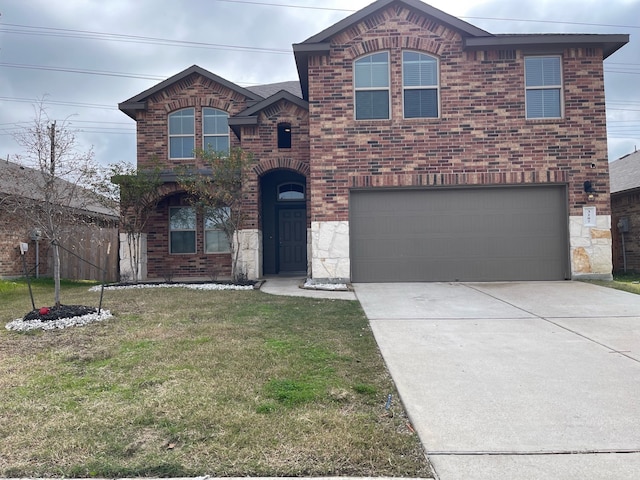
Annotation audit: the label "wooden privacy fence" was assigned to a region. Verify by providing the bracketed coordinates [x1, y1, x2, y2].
[50, 225, 119, 283]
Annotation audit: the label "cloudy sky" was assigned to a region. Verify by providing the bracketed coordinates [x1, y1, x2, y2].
[1, 0, 638, 169]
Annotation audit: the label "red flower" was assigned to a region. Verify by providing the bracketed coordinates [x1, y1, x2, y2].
[39, 307, 50, 315]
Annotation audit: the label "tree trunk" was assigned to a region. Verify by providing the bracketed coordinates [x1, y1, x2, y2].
[53, 242, 61, 307]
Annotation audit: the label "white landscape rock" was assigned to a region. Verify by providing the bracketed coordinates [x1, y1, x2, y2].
[89, 283, 255, 292]
[6, 283, 255, 332]
[6, 309, 113, 332]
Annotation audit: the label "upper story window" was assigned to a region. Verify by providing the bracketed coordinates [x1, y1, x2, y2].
[169, 108, 195, 159]
[203, 107, 229, 154]
[278, 183, 305, 201]
[278, 123, 292, 149]
[525, 56, 563, 119]
[403, 51, 439, 118]
[354, 52, 390, 120]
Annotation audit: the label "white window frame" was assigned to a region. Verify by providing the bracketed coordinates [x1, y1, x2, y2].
[169, 206, 196, 254]
[402, 50, 440, 119]
[277, 182, 305, 201]
[354, 51, 391, 120]
[524, 55, 563, 120]
[203, 107, 230, 154]
[204, 207, 231, 254]
[168, 108, 195, 159]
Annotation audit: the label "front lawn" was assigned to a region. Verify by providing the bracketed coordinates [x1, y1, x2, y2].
[0, 279, 432, 478]
[585, 273, 640, 295]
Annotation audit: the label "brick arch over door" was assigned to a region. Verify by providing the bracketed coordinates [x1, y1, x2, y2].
[253, 158, 310, 177]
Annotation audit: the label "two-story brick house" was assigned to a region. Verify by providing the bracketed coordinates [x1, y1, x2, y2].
[118, 0, 627, 283]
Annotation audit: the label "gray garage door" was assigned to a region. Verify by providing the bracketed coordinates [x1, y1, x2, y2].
[350, 185, 569, 282]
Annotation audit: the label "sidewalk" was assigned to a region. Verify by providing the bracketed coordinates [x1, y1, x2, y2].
[259, 276, 357, 300]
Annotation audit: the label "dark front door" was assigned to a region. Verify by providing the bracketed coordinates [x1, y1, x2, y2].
[278, 208, 306, 272]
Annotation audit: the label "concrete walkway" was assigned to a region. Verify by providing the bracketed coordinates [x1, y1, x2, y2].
[354, 281, 640, 480]
[260, 276, 357, 300]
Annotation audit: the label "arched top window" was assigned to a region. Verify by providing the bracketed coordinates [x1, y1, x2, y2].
[402, 51, 439, 118]
[169, 108, 195, 158]
[278, 182, 305, 201]
[203, 107, 230, 154]
[354, 51, 390, 120]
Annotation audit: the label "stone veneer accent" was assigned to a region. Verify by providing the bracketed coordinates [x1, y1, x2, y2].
[570, 215, 613, 280]
[119, 233, 148, 282]
[311, 221, 350, 282]
[235, 229, 262, 280]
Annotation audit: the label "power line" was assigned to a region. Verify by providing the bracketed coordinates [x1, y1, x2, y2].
[0, 23, 292, 54]
[0, 95, 119, 110]
[213, 0, 354, 11]
[0, 63, 166, 81]
[211, 0, 640, 29]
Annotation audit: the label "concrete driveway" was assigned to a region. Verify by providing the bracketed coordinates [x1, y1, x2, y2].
[354, 281, 640, 480]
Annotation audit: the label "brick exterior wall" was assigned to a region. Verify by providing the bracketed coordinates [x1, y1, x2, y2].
[144, 191, 232, 280]
[135, 73, 249, 171]
[306, 5, 610, 223]
[132, 76, 312, 280]
[0, 208, 50, 278]
[612, 190, 640, 273]
[240, 101, 311, 229]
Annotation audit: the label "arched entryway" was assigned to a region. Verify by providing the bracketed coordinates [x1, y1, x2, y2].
[261, 170, 308, 275]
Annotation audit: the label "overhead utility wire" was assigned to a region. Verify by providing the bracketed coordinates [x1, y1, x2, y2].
[0, 23, 291, 54]
[214, 0, 640, 28]
[0, 95, 118, 109]
[0, 63, 165, 81]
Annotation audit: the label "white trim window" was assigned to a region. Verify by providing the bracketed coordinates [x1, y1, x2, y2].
[403, 51, 439, 118]
[278, 182, 305, 201]
[204, 207, 231, 254]
[169, 206, 196, 254]
[168, 108, 195, 158]
[354, 52, 390, 120]
[203, 108, 230, 154]
[525, 56, 563, 119]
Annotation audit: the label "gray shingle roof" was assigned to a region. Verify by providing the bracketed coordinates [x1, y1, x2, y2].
[0, 159, 118, 218]
[246, 81, 302, 99]
[610, 150, 640, 194]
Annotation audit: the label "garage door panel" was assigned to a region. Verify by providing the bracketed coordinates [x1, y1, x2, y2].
[350, 186, 569, 282]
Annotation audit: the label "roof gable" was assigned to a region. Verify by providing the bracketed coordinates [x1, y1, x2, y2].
[228, 90, 309, 138]
[300, 0, 491, 45]
[118, 65, 264, 119]
[292, 0, 628, 100]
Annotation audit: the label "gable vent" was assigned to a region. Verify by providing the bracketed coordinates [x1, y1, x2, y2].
[498, 50, 517, 60]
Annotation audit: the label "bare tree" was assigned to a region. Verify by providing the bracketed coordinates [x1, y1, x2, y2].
[177, 147, 253, 282]
[5, 101, 99, 306]
[104, 160, 163, 283]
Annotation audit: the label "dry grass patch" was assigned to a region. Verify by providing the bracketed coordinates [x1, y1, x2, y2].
[0, 279, 432, 478]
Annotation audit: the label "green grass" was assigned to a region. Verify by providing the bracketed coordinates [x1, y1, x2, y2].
[0, 278, 431, 478]
[584, 272, 640, 295]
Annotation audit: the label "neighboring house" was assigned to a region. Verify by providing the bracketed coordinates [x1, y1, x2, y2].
[0, 159, 120, 282]
[118, 0, 628, 283]
[610, 150, 640, 273]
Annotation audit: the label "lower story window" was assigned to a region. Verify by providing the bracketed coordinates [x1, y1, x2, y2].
[170, 206, 196, 254]
[205, 207, 231, 253]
